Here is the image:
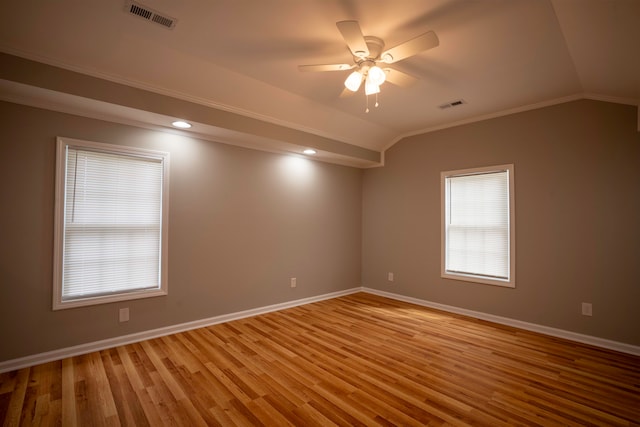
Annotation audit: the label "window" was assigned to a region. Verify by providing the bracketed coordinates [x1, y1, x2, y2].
[53, 137, 169, 309]
[441, 164, 515, 287]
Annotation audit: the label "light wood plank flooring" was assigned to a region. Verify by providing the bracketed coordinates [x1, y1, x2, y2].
[1, 293, 639, 426]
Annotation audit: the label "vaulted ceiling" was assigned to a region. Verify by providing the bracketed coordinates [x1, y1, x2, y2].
[1, 0, 638, 167]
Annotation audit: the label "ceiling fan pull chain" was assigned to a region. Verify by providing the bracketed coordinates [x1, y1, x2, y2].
[375, 93, 379, 108]
[365, 94, 370, 113]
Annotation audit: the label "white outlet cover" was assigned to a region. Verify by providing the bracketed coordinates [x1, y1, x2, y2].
[119, 307, 130, 322]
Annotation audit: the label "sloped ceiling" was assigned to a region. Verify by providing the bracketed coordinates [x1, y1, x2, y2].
[1, 0, 638, 167]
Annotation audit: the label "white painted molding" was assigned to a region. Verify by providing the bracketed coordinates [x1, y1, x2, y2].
[382, 93, 640, 152]
[381, 94, 584, 152]
[362, 287, 640, 356]
[3, 286, 638, 373]
[582, 93, 639, 107]
[1, 47, 385, 151]
[0, 80, 381, 169]
[0, 288, 361, 374]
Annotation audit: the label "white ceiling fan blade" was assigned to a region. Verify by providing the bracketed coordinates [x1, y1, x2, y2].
[383, 68, 418, 87]
[298, 64, 354, 72]
[381, 31, 439, 63]
[336, 20, 369, 58]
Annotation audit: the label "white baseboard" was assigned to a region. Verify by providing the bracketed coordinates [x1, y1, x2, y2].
[0, 287, 361, 374]
[3, 286, 637, 373]
[362, 287, 640, 356]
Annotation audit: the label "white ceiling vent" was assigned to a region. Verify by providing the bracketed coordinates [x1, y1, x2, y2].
[438, 99, 467, 110]
[124, 1, 177, 29]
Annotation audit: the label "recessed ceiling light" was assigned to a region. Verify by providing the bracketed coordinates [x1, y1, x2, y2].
[171, 120, 192, 129]
[303, 149, 317, 155]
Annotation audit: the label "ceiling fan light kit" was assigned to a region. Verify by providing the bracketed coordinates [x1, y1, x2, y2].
[344, 61, 385, 92]
[299, 20, 439, 112]
[345, 70, 363, 91]
[364, 78, 380, 96]
[368, 66, 386, 86]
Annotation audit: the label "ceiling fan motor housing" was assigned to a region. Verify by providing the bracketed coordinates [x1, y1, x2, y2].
[355, 36, 385, 61]
[298, 20, 438, 95]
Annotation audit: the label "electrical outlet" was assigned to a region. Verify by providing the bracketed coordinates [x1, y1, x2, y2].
[388, 272, 394, 282]
[290, 277, 297, 288]
[119, 307, 130, 322]
[581, 302, 592, 316]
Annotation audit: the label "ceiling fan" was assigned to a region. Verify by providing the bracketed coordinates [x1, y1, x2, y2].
[298, 20, 439, 110]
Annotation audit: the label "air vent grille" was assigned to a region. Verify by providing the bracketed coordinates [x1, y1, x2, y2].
[124, 1, 177, 29]
[438, 99, 467, 110]
[152, 14, 174, 28]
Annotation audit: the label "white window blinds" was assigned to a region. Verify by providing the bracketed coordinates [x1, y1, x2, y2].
[442, 165, 514, 286]
[54, 138, 169, 308]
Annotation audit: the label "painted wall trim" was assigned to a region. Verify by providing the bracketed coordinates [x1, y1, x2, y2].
[0, 48, 389, 151]
[0, 288, 361, 374]
[382, 94, 640, 152]
[362, 287, 640, 356]
[3, 286, 638, 373]
[0, 53, 381, 168]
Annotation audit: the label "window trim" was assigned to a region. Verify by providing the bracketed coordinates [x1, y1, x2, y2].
[440, 164, 515, 288]
[53, 137, 170, 310]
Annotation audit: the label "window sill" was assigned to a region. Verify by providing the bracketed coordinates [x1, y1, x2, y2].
[441, 272, 515, 288]
[53, 288, 167, 310]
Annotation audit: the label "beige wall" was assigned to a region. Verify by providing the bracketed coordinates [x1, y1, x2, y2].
[1, 98, 638, 363]
[0, 101, 362, 361]
[363, 99, 640, 346]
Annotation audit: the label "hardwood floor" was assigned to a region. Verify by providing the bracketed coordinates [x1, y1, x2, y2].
[1, 292, 639, 426]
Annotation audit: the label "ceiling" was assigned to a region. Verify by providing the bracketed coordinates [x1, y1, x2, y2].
[1, 0, 639, 164]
